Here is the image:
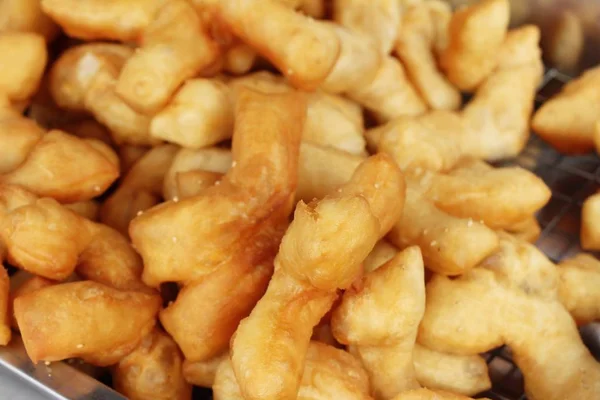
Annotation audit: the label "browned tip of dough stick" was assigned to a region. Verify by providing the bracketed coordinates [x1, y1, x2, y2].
[14, 281, 161, 365]
[441, 0, 509, 92]
[216, 0, 340, 90]
[391, 388, 487, 400]
[230, 154, 404, 400]
[331, 247, 425, 399]
[557, 254, 600, 325]
[418, 235, 600, 400]
[581, 192, 600, 250]
[532, 66, 600, 154]
[130, 88, 306, 287]
[0, 32, 47, 102]
[113, 329, 192, 400]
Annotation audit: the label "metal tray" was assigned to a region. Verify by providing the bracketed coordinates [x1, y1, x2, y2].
[2, 68, 600, 400]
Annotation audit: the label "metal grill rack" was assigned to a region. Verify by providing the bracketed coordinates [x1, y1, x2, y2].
[480, 68, 600, 400]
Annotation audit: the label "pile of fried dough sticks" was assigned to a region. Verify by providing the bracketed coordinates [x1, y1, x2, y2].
[0, 0, 599, 399]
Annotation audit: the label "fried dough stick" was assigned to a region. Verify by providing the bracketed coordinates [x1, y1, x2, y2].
[14, 281, 161, 365]
[0, 184, 151, 292]
[230, 154, 404, 400]
[0, 0, 58, 40]
[0, 34, 119, 202]
[332, 247, 425, 399]
[113, 328, 192, 400]
[391, 389, 487, 400]
[42, 0, 219, 114]
[557, 254, 600, 325]
[133, 89, 306, 362]
[418, 235, 600, 400]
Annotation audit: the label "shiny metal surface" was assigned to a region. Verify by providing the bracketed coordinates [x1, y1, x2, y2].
[0, 337, 125, 400]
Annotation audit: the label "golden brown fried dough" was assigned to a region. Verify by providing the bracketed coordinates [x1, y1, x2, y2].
[544, 10, 584, 74]
[332, 0, 401, 54]
[231, 154, 404, 400]
[118, 145, 148, 175]
[418, 235, 600, 400]
[113, 329, 192, 400]
[131, 88, 306, 287]
[100, 145, 179, 236]
[215, 0, 340, 90]
[557, 254, 600, 325]
[0, 0, 58, 40]
[0, 266, 9, 345]
[391, 389, 485, 400]
[182, 352, 228, 388]
[532, 66, 600, 154]
[505, 216, 541, 243]
[0, 32, 46, 101]
[395, 2, 461, 111]
[14, 281, 161, 365]
[413, 345, 491, 396]
[214, 342, 372, 400]
[8, 271, 56, 331]
[441, 0, 509, 91]
[363, 239, 399, 273]
[581, 192, 600, 250]
[65, 200, 100, 221]
[43, 0, 219, 114]
[332, 247, 425, 399]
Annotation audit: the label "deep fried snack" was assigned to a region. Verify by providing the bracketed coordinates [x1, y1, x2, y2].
[300, 0, 325, 18]
[130, 88, 306, 287]
[544, 10, 584, 74]
[65, 200, 100, 221]
[8, 271, 56, 330]
[100, 145, 179, 236]
[505, 216, 541, 243]
[332, 0, 401, 54]
[223, 43, 257, 75]
[182, 352, 228, 387]
[418, 235, 600, 400]
[331, 247, 425, 399]
[42, 0, 219, 114]
[347, 56, 427, 123]
[390, 389, 485, 400]
[150, 78, 232, 149]
[557, 254, 600, 325]
[163, 147, 231, 201]
[0, 266, 9, 345]
[461, 25, 543, 161]
[441, 0, 509, 91]
[0, 0, 58, 40]
[395, 2, 461, 111]
[363, 239, 399, 273]
[118, 145, 149, 175]
[113, 329, 192, 400]
[0, 32, 46, 102]
[49, 43, 157, 146]
[231, 154, 404, 400]
[14, 281, 161, 365]
[413, 345, 491, 397]
[532, 66, 600, 154]
[160, 261, 273, 362]
[215, 0, 340, 90]
[214, 342, 371, 400]
[61, 119, 114, 146]
[582, 192, 600, 250]
[0, 185, 149, 291]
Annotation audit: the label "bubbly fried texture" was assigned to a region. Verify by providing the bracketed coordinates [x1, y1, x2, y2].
[0, 0, 58, 40]
[215, 0, 340, 90]
[14, 281, 161, 365]
[0, 184, 149, 291]
[48, 43, 156, 146]
[113, 329, 192, 400]
[390, 389, 485, 400]
[418, 235, 600, 400]
[231, 154, 404, 400]
[557, 254, 600, 325]
[413, 345, 491, 397]
[43, 0, 219, 114]
[347, 56, 427, 123]
[130, 88, 306, 287]
[182, 352, 228, 388]
[395, 1, 461, 111]
[532, 66, 600, 154]
[162, 147, 232, 201]
[332, 247, 425, 399]
[441, 0, 509, 91]
[100, 145, 179, 236]
[581, 192, 600, 250]
[214, 342, 372, 400]
[0, 266, 9, 345]
[332, 0, 401, 54]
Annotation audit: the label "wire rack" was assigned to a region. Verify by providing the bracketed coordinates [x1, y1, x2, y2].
[480, 68, 600, 400]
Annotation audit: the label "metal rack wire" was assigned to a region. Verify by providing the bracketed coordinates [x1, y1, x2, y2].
[480, 68, 600, 400]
